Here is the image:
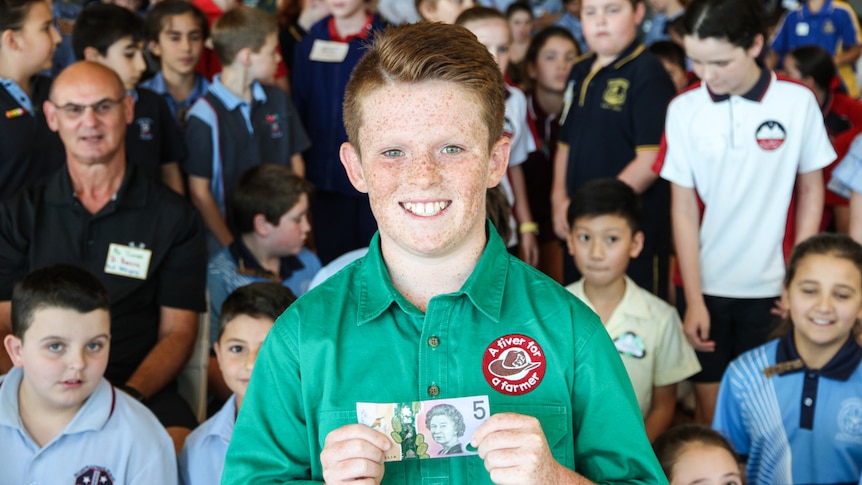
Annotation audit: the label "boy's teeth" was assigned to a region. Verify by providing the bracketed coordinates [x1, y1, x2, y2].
[403, 201, 448, 217]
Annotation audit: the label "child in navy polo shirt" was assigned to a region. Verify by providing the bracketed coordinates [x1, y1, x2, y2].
[0, 0, 64, 202]
[292, 0, 386, 264]
[73, 3, 187, 195]
[179, 282, 296, 485]
[0, 265, 176, 483]
[142, 0, 211, 127]
[551, 0, 675, 293]
[184, 6, 309, 257]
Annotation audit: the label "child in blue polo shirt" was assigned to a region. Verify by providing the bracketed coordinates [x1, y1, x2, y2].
[184, 6, 309, 256]
[142, 0, 211, 126]
[179, 282, 296, 485]
[73, 4, 188, 195]
[0, 265, 176, 483]
[713, 233, 862, 485]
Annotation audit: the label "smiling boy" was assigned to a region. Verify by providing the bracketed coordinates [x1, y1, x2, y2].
[222, 21, 663, 485]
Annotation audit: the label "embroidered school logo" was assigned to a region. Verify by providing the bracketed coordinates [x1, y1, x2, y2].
[266, 113, 283, 139]
[503, 115, 515, 140]
[75, 466, 114, 484]
[755, 121, 786, 150]
[601, 78, 629, 111]
[614, 332, 645, 358]
[837, 398, 862, 444]
[823, 19, 836, 34]
[136, 117, 153, 141]
[482, 334, 546, 395]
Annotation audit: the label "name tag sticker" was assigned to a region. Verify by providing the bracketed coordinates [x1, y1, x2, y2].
[104, 243, 152, 280]
[309, 39, 349, 62]
[796, 22, 809, 36]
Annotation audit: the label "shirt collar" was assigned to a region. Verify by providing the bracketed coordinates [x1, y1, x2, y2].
[0, 368, 114, 441]
[802, 0, 833, 16]
[0, 77, 34, 114]
[45, 163, 149, 211]
[775, 331, 862, 381]
[597, 40, 645, 72]
[207, 394, 236, 443]
[327, 12, 374, 43]
[356, 222, 508, 325]
[707, 67, 771, 103]
[568, 275, 651, 323]
[210, 74, 268, 110]
[228, 238, 305, 282]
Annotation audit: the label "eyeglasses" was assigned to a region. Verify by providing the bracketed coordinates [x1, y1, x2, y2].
[49, 97, 125, 119]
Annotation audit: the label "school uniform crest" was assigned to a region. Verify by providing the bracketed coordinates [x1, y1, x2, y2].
[601, 79, 629, 111]
[74, 466, 114, 484]
[823, 19, 836, 34]
[265, 113, 283, 138]
[482, 334, 546, 395]
[135, 117, 153, 141]
[837, 398, 862, 443]
[755, 120, 786, 150]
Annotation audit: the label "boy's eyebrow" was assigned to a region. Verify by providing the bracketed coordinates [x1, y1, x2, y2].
[38, 333, 111, 342]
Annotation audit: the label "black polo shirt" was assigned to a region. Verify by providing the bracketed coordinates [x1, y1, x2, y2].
[559, 40, 675, 192]
[559, 41, 675, 294]
[0, 76, 64, 202]
[0, 164, 206, 384]
[127, 88, 187, 182]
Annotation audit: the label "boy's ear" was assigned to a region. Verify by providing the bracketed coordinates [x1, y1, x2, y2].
[252, 213, 271, 236]
[633, 1, 646, 26]
[565, 230, 576, 257]
[629, 230, 645, 259]
[83, 46, 102, 62]
[340, 141, 369, 194]
[748, 33, 765, 59]
[148, 40, 162, 58]
[212, 341, 223, 367]
[487, 136, 511, 188]
[1, 28, 19, 52]
[417, 0, 436, 21]
[236, 46, 253, 66]
[3, 334, 24, 368]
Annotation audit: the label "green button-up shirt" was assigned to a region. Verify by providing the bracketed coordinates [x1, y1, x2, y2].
[222, 226, 666, 484]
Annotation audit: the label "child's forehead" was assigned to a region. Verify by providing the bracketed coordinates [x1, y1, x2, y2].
[161, 12, 205, 33]
[221, 314, 276, 338]
[25, 307, 111, 339]
[574, 213, 633, 231]
[111, 35, 145, 50]
[582, 0, 634, 8]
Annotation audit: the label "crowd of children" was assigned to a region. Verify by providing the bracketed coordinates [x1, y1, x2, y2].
[2, 0, 862, 481]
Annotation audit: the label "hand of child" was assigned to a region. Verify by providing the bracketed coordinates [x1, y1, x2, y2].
[471, 413, 581, 485]
[684, 302, 715, 352]
[519, 232, 540, 267]
[551, 197, 571, 240]
[321, 424, 392, 485]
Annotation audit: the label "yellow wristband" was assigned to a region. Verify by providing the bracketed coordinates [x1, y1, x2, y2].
[519, 222, 539, 235]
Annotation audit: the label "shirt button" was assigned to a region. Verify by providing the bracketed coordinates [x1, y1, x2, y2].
[428, 336, 440, 348]
[427, 384, 440, 397]
[807, 372, 817, 379]
[804, 397, 813, 407]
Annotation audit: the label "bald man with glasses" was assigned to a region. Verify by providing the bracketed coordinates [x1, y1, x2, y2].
[0, 61, 206, 452]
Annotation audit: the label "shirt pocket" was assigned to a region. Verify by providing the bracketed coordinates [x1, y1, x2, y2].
[468, 403, 569, 483]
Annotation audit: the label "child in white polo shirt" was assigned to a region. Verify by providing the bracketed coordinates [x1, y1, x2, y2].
[0, 265, 177, 484]
[565, 178, 700, 442]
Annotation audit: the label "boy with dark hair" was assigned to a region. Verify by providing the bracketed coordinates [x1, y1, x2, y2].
[72, 3, 187, 195]
[142, 0, 211, 125]
[179, 282, 295, 485]
[185, 6, 310, 256]
[564, 178, 700, 441]
[292, 0, 386, 264]
[207, 164, 320, 343]
[222, 21, 664, 484]
[1, 265, 177, 482]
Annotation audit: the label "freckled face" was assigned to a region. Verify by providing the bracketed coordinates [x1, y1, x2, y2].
[339, 81, 510, 259]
